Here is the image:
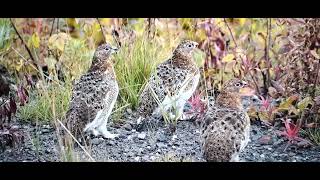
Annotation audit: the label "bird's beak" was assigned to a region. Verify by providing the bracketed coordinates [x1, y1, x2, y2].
[111, 47, 119, 53]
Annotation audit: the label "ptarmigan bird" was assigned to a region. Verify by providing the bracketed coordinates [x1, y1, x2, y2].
[136, 40, 200, 130]
[200, 78, 255, 162]
[65, 42, 119, 141]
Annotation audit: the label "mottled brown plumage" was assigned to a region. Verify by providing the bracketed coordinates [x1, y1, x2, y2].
[136, 40, 200, 129]
[65, 43, 119, 142]
[200, 78, 255, 162]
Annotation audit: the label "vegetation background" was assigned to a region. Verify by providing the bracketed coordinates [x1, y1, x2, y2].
[0, 18, 319, 155]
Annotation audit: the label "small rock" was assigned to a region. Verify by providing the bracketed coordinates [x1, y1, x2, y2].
[156, 142, 167, 149]
[150, 156, 156, 161]
[128, 152, 135, 157]
[142, 155, 149, 162]
[157, 133, 167, 142]
[126, 108, 133, 114]
[91, 138, 101, 145]
[123, 123, 132, 131]
[171, 134, 178, 141]
[42, 129, 50, 133]
[138, 132, 146, 140]
[107, 140, 115, 146]
[134, 156, 140, 161]
[288, 152, 296, 156]
[258, 135, 272, 145]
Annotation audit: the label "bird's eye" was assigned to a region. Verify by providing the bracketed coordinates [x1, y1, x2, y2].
[235, 83, 241, 87]
[188, 44, 193, 48]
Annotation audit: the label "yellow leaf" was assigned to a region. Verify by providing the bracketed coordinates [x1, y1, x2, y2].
[224, 61, 236, 72]
[193, 49, 205, 67]
[31, 33, 40, 48]
[258, 111, 270, 122]
[239, 18, 246, 26]
[222, 54, 235, 62]
[278, 95, 299, 111]
[247, 107, 258, 119]
[288, 106, 299, 115]
[297, 97, 313, 110]
[66, 18, 78, 27]
[100, 18, 111, 26]
[15, 59, 24, 72]
[83, 24, 92, 36]
[48, 33, 70, 52]
[44, 57, 57, 70]
[92, 22, 105, 46]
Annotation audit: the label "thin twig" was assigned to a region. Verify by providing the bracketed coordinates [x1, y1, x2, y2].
[49, 18, 55, 36]
[96, 18, 106, 43]
[57, 119, 95, 162]
[9, 18, 37, 69]
[223, 18, 238, 48]
[56, 18, 60, 32]
[267, 19, 272, 81]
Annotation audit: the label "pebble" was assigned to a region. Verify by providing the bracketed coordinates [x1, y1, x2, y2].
[91, 138, 102, 145]
[123, 123, 132, 131]
[142, 155, 149, 162]
[45, 149, 51, 154]
[258, 135, 272, 145]
[134, 156, 140, 161]
[126, 108, 133, 114]
[171, 135, 178, 141]
[138, 132, 146, 140]
[107, 140, 115, 146]
[156, 142, 167, 149]
[157, 133, 167, 142]
[288, 152, 296, 156]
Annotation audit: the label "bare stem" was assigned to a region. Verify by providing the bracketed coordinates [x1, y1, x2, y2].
[49, 18, 55, 36]
[10, 18, 37, 69]
[223, 18, 238, 48]
[96, 18, 106, 43]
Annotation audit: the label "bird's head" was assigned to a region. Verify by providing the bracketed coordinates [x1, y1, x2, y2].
[216, 78, 256, 110]
[221, 78, 256, 97]
[173, 40, 199, 56]
[93, 42, 119, 62]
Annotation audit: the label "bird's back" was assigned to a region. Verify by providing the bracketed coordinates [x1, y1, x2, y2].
[200, 106, 250, 162]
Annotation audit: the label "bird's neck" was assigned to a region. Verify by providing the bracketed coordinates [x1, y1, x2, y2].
[215, 91, 243, 110]
[88, 56, 114, 73]
[171, 51, 195, 68]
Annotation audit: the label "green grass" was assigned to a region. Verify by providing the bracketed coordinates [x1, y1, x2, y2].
[114, 35, 173, 111]
[302, 128, 320, 146]
[18, 34, 178, 123]
[17, 81, 72, 123]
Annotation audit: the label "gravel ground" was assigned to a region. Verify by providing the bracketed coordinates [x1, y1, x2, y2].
[1, 116, 319, 162]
